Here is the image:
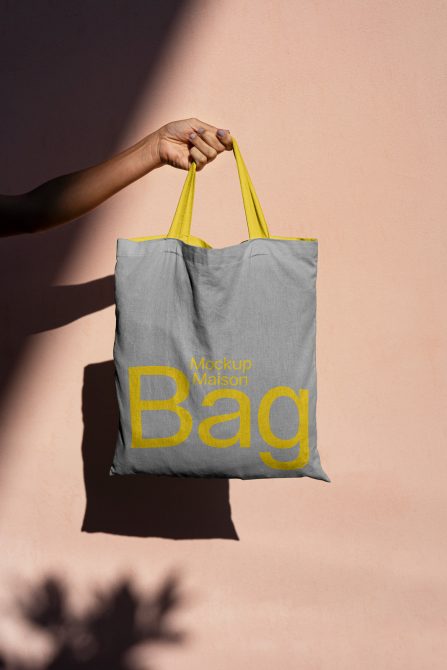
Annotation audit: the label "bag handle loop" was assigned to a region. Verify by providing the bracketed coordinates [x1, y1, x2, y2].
[166, 136, 271, 241]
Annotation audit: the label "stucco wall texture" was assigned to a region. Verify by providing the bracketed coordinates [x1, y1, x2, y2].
[1, 1, 446, 668]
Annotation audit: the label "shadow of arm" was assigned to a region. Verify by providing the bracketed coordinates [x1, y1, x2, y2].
[30, 274, 115, 333]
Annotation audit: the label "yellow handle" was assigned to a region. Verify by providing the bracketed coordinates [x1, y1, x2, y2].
[166, 136, 271, 241]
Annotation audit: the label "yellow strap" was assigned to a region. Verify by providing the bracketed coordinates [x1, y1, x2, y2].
[166, 136, 270, 241]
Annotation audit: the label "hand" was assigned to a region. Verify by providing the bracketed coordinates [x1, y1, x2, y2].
[0, 117, 234, 237]
[154, 117, 233, 171]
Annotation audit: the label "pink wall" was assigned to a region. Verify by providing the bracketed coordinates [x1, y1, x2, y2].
[1, 1, 446, 668]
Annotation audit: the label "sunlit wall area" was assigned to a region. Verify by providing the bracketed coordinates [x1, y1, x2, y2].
[0, 2, 446, 669]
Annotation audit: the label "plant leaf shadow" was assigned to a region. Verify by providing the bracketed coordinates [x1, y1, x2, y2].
[81, 360, 240, 540]
[0, 571, 187, 670]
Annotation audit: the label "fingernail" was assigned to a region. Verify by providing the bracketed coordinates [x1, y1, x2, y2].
[197, 127, 205, 133]
[217, 129, 227, 137]
[189, 132, 196, 140]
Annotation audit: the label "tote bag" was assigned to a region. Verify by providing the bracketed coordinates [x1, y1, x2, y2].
[110, 137, 331, 482]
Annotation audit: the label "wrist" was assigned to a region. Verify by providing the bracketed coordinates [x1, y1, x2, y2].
[140, 130, 163, 172]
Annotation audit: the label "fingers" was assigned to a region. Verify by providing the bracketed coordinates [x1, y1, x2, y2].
[214, 128, 233, 150]
[189, 132, 220, 162]
[189, 145, 208, 171]
[187, 126, 233, 171]
[195, 123, 233, 150]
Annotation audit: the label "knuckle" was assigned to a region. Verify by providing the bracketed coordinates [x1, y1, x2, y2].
[191, 150, 206, 166]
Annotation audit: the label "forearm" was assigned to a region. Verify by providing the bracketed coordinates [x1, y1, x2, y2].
[0, 131, 162, 237]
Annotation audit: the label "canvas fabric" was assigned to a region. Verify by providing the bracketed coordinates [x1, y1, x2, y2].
[110, 137, 331, 482]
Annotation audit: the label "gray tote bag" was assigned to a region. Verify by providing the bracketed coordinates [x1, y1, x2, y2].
[110, 137, 331, 482]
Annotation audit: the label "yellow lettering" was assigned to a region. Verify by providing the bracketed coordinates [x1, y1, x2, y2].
[198, 389, 251, 448]
[258, 387, 309, 470]
[129, 365, 192, 448]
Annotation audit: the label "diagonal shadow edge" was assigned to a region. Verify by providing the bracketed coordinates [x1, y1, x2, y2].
[0, 0, 193, 455]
